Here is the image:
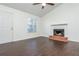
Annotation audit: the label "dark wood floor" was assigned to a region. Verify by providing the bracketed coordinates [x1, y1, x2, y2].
[0, 36, 79, 56]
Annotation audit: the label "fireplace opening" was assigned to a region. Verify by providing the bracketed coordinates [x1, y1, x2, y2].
[53, 29, 64, 36]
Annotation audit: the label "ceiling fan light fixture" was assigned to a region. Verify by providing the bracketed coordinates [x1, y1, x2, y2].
[33, 3, 55, 9]
[42, 3, 46, 6]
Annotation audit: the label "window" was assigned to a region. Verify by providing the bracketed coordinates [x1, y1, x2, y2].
[27, 17, 36, 33]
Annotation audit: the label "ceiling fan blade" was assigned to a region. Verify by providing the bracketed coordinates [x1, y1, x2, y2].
[33, 3, 40, 5]
[47, 3, 55, 5]
[42, 6, 44, 9]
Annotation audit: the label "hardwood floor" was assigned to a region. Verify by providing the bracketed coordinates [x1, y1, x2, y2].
[0, 36, 79, 56]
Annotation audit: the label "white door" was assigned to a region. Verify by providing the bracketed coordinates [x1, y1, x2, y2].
[0, 11, 13, 44]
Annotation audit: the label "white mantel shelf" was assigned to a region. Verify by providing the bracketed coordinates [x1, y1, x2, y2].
[51, 24, 68, 26]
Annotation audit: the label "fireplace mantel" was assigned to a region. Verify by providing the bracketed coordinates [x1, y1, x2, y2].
[49, 23, 68, 42]
[51, 24, 67, 26]
[50, 23, 68, 37]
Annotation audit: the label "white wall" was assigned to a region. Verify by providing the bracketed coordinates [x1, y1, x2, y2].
[0, 5, 42, 44]
[0, 10, 13, 44]
[41, 3, 79, 42]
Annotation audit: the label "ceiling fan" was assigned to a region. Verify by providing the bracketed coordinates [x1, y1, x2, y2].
[33, 3, 55, 9]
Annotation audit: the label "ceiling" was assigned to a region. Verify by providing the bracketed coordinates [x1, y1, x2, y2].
[1, 3, 61, 17]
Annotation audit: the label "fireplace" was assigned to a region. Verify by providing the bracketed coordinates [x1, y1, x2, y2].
[53, 29, 64, 36]
[49, 24, 68, 42]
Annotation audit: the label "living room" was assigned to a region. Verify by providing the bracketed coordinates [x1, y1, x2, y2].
[0, 2, 79, 56]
